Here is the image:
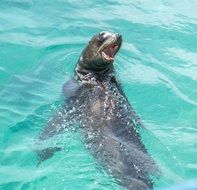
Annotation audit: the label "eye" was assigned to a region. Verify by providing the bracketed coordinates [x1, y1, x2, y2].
[99, 31, 112, 40]
[98, 31, 108, 41]
[99, 31, 107, 36]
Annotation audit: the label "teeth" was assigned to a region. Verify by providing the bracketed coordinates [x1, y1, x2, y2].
[102, 51, 108, 59]
[102, 51, 114, 61]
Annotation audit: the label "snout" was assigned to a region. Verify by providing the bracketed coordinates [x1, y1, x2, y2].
[115, 33, 122, 46]
[115, 33, 121, 39]
[107, 32, 122, 46]
[100, 32, 122, 62]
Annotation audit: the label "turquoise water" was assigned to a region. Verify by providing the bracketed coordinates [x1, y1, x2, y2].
[0, 0, 197, 189]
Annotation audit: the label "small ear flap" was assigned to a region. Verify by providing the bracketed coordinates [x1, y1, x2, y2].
[62, 78, 81, 98]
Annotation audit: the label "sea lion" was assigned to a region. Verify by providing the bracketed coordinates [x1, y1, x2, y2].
[37, 31, 159, 190]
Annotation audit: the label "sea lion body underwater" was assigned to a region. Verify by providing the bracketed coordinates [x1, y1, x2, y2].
[37, 31, 159, 190]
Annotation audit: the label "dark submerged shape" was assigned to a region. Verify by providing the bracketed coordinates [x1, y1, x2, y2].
[37, 31, 159, 190]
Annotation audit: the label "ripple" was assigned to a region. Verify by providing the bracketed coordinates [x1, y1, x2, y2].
[0, 165, 51, 184]
[0, 0, 196, 189]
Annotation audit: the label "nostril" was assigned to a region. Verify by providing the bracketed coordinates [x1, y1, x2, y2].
[115, 33, 121, 39]
[115, 33, 119, 36]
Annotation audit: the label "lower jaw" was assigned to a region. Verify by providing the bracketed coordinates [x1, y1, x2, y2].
[101, 52, 114, 62]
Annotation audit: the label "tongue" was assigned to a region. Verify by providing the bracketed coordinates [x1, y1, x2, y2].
[103, 45, 118, 58]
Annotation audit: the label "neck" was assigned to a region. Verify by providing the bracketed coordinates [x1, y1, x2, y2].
[75, 61, 114, 83]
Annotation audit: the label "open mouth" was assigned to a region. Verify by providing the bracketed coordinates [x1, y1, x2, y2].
[101, 44, 119, 61]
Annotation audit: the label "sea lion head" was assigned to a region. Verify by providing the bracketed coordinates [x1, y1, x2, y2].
[78, 31, 122, 72]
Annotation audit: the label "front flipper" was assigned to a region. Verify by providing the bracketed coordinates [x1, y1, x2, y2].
[36, 147, 62, 166]
[35, 78, 81, 164]
[35, 109, 67, 164]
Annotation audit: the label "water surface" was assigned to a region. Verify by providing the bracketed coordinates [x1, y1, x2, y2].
[0, 0, 197, 189]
